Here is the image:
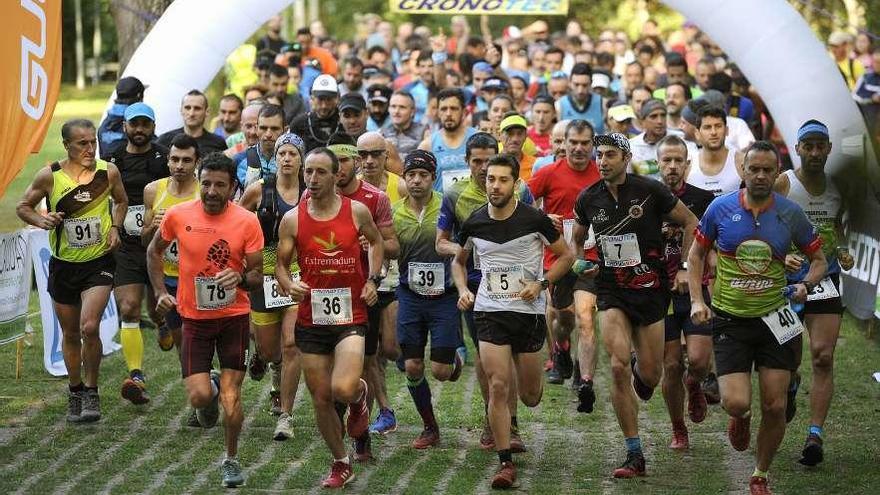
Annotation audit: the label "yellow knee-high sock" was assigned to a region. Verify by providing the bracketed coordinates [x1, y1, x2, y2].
[120, 321, 144, 372]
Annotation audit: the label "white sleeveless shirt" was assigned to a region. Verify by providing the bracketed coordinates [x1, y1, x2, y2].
[687, 147, 741, 197]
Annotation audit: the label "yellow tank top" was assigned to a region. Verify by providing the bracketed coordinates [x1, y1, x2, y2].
[152, 178, 198, 277]
[47, 161, 112, 262]
[385, 171, 403, 203]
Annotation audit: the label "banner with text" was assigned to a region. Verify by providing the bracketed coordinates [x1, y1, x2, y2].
[0, 230, 32, 345]
[390, 0, 569, 15]
[840, 194, 880, 320]
[29, 229, 121, 377]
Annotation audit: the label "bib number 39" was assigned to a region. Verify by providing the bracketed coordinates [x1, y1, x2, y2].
[310, 288, 353, 326]
[195, 277, 234, 310]
[761, 303, 805, 345]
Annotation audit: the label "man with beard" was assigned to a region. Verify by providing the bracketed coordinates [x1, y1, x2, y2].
[158, 90, 227, 154]
[382, 91, 427, 160]
[629, 99, 696, 180]
[573, 133, 697, 479]
[665, 83, 689, 131]
[290, 75, 341, 152]
[558, 63, 605, 134]
[107, 103, 170, 405]
[419, 88, 477, 192]
[267, 64, 307, 124]
[366, 85, 393, 131]
[338, 57, 367, 99]
[690, 141, 827, 495]
[235, 104, 285, 188]
[688, 105, 745, 197]
[213, 94, 243, 140]
[452, 153, 572, 488]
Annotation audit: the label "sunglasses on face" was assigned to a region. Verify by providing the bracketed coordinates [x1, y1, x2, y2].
[358, 149, 386, 158]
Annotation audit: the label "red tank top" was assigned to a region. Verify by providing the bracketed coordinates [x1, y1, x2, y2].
[296, 196, 367, 327]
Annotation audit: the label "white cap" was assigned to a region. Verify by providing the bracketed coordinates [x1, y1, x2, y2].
[592, 73, 611, 89]
[311, 74, 339, 95]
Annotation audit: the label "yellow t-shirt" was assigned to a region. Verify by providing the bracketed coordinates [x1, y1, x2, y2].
[151, 178, 198, 277]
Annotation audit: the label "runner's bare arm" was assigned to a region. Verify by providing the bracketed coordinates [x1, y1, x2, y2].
[385, 140, 404, 175]
[801, 247, 828, 291]
[353, 201, 384, 278]
[275, 208, 307, 299]
[418, 137, 431, 151]
[687, 239, 712, 325]
[147, 232, 172, 300]
[835, 195, 854, 270]
[545, 236, 575, 282]
[451, 239, 473, 310]
[240, 250, 263, 290]
[141, 180, 158, 247]
[772, 171, 790, 195]
[106, 163, 129, 250]
[435, 228, 461, 258]
[237, 181, 262, 211]
[16, 166, 62, 229]
[666, 200, 699, 263]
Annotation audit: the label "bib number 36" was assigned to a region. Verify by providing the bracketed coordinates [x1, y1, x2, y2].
[310, 288, 353, 326]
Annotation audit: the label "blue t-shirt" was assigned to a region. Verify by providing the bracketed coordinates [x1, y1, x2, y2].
[431, 127, 477, 192]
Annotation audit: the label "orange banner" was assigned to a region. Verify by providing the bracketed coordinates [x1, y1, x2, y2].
[0, 0, 62, 199]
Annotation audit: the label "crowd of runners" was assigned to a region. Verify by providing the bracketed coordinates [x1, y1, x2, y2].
[15, 13, 867, 494]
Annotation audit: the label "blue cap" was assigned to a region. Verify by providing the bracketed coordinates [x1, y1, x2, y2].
[124, 102, 155, 122]
[472, 61, 493, 74]
[797, 120, 830, 141]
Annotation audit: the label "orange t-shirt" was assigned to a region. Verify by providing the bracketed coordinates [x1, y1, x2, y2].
[159, 200, 264, 320]
[307, 46, 338, 76]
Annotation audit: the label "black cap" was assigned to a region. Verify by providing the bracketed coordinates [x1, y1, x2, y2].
[368, 84, 392, 103]
[339, 93, 366, 112]
[116, 76, 145, 102]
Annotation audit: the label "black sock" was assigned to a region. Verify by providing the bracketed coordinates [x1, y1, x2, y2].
[511, 416, 518, 429]
[498, 449, 513, 464]
[69, 382, 84, 393]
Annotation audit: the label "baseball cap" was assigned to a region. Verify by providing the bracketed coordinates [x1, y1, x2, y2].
[591, 72, 611, 89]
[639, 99, 666, 119]
[499, 114, 528, 133]
[472, 61, 494, 74]
[123, 102, 155, 122]
[698, 89, 726, 109]
[116, 76, 146, 101]
[797, 120, 830, 141]
[404, 149, 437, 175]
[338, 93, 366, 112]
[311, 74, 339, 96]
[482, 77, 509, 91]
[593, 133, 631, 153]
[828, 31, 852, 46]
[367, 84, 392, 103]
[608, 104, 636, 122]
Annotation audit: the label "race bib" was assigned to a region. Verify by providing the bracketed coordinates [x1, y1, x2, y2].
[599, 233, 641, 267]
[485, 265, 524, 300]
[441, 168, 470, 191]
[64, 217, 102, 248]
[563, 219, 575, 245]
[585, 225, 596, 250]
[310, 288, 353, 325]
[408, 262, 445, 296]
[262, 273, 300, 309]
[194, 277, 234, 310]
[164, 240, 179, 264]
[761, 303, 805, 345]
[123, 205, 145, 235]
[806, 277, 839, 302]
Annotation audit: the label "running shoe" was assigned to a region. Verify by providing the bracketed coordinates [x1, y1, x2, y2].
[412, 426, 440, 449]
[630, 354, 654, 401]
[577, 379, 596, 413]
[247, 350, 266, 381]
[157, 324, 174, 351]
[368, 408, 397, 435]
[197, 370, 221, 428]
[799, 433, 824, 466]
[491, 461, 517, 489]
[67, 389, 83, 423]
[686, 373, 707, 423]
[121, 375, 150, 405]
[546, 353, 564, 385]
[510, 425, 527, 453]
[786, 372, 800, 424]
[321, 461, 355, 488]
[80, 388, 101, 422]
[456, 344, 468, 365]
[702, 373, 721, 405]
[728, 415, 751, 451]
[352, 433, 373, 462]
[669, 426, 689, 450]
[274, 412, 293, 441]
[543, 358, 553, 372]
[450, 348, 464, 382]
[269, 390, 282, 416]
[346, 379, 370, 439]
[556, 344, 573, 380]
[479, 419, 495, 450]
[220, 458, 245, 488]
[612, 451, 646, 478]
[749, 476, 772, 495]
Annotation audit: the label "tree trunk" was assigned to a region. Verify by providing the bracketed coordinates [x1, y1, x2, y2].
[75, 0, 85, 89]
[109, 0, 173, 73]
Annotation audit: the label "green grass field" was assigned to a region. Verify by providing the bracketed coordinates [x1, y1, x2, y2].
[1, 86, 879, 494]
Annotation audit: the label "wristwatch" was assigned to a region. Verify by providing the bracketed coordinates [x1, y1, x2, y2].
[368, 274, 384, 286]
[538, 278, 550, 290]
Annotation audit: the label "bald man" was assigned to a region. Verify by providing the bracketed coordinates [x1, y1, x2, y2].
[224, 103, 264, 158]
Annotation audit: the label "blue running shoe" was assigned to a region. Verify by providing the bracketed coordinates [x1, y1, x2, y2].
[368, 408, 397, 435]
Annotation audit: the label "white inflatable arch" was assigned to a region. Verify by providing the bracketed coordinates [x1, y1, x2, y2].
[117, 0, 874, 177]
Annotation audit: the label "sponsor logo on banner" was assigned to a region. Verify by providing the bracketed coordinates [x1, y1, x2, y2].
[390, 0, 569, 15]
[0, 231, 32, 345]
[20, 0, 49, 120]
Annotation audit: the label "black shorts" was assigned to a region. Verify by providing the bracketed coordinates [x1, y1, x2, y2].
[802, 273, 844, 315]
[474, 311, 546, 354]
[549, 271, 577, 309]
[665, 288, 713, 342]
[48, 254, 115, 305]
[712, 309, 802, 376]
[596, 286, 669, 327]
[365, 291, 397, 356]
[180, 314, 249, 377]
[573, 273, 597, 294]
[295, 324, 366, 355]
[114, 240, 150, 287]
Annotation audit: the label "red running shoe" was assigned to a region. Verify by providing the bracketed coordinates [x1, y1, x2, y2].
[686, 373, 707, 423]
[412, 426, 440, 449]
[491, 461, 517, 489]
[121, 378, 149, 405]
[346, 379, 370, 439]
[749, 476, 772, 495]
[669, 427, 689, 450]
[728, 415, 751, 452]
[612, 451, 646, 478]
[321, 461, 355, 488]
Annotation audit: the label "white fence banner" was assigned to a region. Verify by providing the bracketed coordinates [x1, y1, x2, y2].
[0, 230, 33, 345]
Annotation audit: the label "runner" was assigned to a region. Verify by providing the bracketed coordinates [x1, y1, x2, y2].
[393, 150, 464, 449]
[452, 153, 574, 489]
[687, 105, 744, 197]
[655, 135, 715, 450]
[107, 102, 169, 406]
[235, 104, 285, 188]
[418, 87, 477, 192]
[573, 132, 698, 478]
[238, 132, 306, 439]
[773, 120, 854, 466]
[274, 148, 384, 488]
[557, 63, 606, 133]
[437, 132, 534, 452]
[689, 141, 827, 495]
[17, 119, 128, 423]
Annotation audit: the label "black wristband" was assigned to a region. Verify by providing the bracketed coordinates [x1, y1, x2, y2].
[238, 271, 250, 290]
